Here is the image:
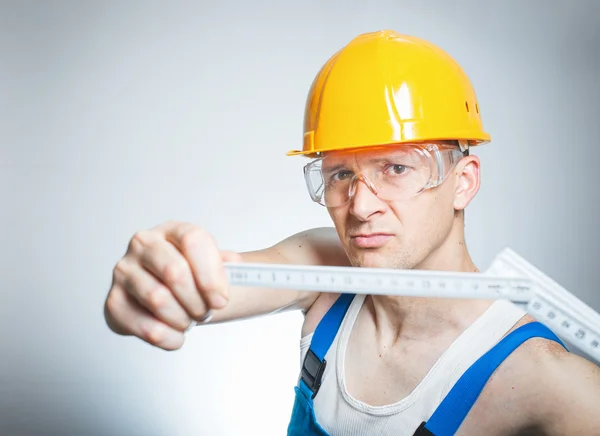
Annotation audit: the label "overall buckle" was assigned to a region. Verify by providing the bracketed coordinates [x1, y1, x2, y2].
[301, 349, 326, 398]
[413, 422, 435, 435]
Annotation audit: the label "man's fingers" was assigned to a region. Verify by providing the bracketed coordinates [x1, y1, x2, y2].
[105, 285, 186, 351]
[166, 225, 230, 311]
[115, 258, 192, 331]
[135, 236, 211, 321]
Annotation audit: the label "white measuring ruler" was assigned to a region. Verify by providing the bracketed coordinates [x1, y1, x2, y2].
[487, 248, 600, 364]
[225, 262, 534, 302]
[224, 248, 600, 364]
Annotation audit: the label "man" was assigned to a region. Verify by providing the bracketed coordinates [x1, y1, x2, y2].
[104, 30, 600, 435]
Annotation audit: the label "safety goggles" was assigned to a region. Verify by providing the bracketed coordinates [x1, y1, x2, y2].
[303, 143, 467, 207]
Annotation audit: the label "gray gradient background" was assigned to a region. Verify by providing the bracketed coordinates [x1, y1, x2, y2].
[2, 1, 599, 435]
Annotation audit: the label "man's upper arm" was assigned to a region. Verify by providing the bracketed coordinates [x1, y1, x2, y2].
[268, 227, 350, 268]
[542, 352, 600, 434]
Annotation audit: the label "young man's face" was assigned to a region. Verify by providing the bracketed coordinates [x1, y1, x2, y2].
[319, 144, 479, 269]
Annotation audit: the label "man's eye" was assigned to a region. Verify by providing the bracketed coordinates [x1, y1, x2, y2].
[331, 170, 353, 181]
[386, 164, 409, 175]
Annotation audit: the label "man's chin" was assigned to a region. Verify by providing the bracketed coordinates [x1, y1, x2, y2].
[349, 251, 397, 269]
[347, 247, 416, 270]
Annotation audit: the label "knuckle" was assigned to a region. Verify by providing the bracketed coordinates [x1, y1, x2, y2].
[163, 219, 177, 228]
[180, 227, 206, 251]
[104, 290, 132, 335]
[162, 260, 187, 285]
[146, 286, 169, 311]
[112, 259, 129, 281]
[172, 317, 191, 332]
[143, 324, 166, 346]
[104, 290, 122, 316]
[188, 304, 209, 320]
[129, 230, 152, 252]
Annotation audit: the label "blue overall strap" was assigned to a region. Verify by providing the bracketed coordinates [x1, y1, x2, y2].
[418, 322, 567, 436]
[299, 293, 355, 399]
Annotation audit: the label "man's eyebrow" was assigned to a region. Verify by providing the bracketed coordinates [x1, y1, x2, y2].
[365, 157, 389, 165]
[323, 154, 413, 173]
[366, 152, 412, 162]
[322, 163, 348, 173]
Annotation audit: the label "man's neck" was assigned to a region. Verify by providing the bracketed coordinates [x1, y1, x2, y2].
[366, 295, 494, 345]
[368, 235, 493, 344]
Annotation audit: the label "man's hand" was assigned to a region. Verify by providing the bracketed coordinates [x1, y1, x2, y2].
[104, 221, 241, 350]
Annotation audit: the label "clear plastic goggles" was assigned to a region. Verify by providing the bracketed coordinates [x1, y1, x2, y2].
[303, 143, 466, 207]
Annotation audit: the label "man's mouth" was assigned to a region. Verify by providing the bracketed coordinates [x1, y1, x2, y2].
[349, 233, 394, 248]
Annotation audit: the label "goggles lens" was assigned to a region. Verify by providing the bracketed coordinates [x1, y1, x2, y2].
[303, 144, 464, 207]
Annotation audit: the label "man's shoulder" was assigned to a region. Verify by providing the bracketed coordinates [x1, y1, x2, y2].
[506, 316, 593, 385]
[512, 316, 570, 359]
[505, 318, 600, 433]
[487, 316, 568, 400]
[301, 292, 341, 338]
[536, 348, 600, 433]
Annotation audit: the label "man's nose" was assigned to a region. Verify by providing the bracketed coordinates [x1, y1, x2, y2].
[348, 176, 386, 220]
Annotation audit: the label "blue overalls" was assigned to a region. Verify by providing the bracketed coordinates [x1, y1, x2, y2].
[287, 293, 567, 436]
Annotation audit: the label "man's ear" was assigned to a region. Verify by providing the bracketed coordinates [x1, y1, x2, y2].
[453, 155, 480, 211]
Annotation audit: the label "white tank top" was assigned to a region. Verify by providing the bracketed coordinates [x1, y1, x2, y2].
[299, 295, 527, 435]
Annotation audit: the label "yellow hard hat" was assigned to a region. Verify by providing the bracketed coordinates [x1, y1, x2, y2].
[287, 30, 490, 157]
